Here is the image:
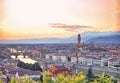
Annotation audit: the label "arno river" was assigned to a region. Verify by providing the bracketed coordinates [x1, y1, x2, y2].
[11, 55, 37, 64]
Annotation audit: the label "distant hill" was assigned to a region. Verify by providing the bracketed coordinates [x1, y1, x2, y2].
[0, 37, 77, 44]
[81, 31, 120, 41]
[0, 31, 120, 44]
[86, 35, 120, 43]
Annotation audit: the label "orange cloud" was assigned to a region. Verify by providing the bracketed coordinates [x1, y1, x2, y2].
[49, 23, 93, 32]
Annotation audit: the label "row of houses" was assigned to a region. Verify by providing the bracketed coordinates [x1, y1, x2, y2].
[0, 64, 77, 81]
[0, 65, 41, 79]
[45, 53, 120, 67]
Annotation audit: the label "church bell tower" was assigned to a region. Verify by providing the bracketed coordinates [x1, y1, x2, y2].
[77, 34, 81, 47]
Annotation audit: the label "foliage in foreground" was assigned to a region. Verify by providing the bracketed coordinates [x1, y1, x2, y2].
[0, 71, 118, 83]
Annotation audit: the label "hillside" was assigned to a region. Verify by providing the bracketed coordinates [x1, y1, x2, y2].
[86, 35, 120, 43]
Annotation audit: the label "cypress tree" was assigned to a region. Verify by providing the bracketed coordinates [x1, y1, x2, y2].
[87, 68, 94, 78]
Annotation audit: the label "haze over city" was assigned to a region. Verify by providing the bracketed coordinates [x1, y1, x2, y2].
[0, 0, 120, 40]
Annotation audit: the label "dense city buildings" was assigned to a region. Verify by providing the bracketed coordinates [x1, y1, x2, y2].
[0, 34, 120, 82]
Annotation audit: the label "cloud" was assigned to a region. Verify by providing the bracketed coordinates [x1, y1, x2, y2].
[49, 23, 93, 31]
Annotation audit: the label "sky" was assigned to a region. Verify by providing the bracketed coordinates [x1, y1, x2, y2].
[0, 0, 119, 39]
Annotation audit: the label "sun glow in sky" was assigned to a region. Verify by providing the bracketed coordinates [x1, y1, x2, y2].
[0, 0, 118, 39]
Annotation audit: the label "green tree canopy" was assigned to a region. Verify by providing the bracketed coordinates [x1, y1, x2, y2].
[17, 61, 42, 72]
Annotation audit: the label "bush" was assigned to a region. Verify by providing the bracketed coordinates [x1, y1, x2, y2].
[0, 71, 116, 83]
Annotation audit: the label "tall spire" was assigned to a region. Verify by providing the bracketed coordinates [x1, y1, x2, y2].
[77, 34, 81, 47]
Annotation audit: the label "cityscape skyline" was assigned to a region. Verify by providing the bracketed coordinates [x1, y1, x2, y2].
[0, 0, 120, 39]
[0, 1, 120, 82]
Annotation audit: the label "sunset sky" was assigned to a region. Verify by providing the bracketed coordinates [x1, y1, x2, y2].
[0, 0, 119, 39]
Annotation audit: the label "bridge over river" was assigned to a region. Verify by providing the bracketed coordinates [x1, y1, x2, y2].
[11, 55, 37, 64]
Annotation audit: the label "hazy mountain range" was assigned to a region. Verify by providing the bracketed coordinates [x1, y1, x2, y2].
[0, 31, 120, 44]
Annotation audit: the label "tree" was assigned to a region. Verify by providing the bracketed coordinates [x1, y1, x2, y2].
[87, 68, 94, 78]
[67, 57, 71, 62]
[93, 73, 114, 83]
[114, 64, 120, 71]
[0, 72, 116, 83]
[24, 63, 30, 69]
[10, 75, 39, 83]
[39, 75, 43, 83]
[17, 61, 42, 72]
[42, 71, 54, 83]
[17, 60, 24, 67]
[42, 71, 88, 83]
[32, 62, 42, 71]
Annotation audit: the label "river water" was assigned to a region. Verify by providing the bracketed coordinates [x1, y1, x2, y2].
[11, 55, 37, 64]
